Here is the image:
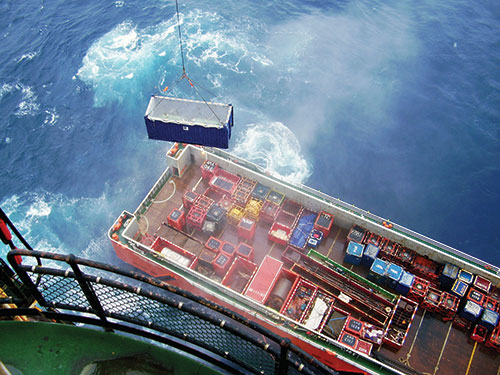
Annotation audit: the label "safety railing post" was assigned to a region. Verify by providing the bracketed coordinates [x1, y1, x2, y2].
[67, 254, 112, 331]
[278, 338, 290, 375]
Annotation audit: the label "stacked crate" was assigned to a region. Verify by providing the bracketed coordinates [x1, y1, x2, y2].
[232, 177, 256, 208]
[244, 198, 263, 222]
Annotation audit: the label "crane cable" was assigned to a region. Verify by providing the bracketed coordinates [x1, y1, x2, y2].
[157, 0, 225, 127]
[175, 0, 186, 75]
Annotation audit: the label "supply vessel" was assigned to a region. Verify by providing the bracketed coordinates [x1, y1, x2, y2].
[107, 97, 500, 375]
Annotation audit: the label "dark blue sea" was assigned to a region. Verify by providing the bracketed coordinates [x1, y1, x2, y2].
[1, 0, 499, 267]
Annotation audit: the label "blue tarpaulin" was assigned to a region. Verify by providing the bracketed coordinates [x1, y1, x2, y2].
[144, 96, 233, 148]
[289, 214, 317, 249]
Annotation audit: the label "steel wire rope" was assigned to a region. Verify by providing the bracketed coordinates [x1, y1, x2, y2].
[146, 0, 226, 128]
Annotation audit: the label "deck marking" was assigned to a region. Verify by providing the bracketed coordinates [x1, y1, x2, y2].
[139, 215, 150, 235]
[326, 227, 341, 258]
[432, 320, 453, 375]
[192, 176, 203, 192]
[153, 180, 176, 203]
[267, 242, 276, 256]
[497, 362, 500, 375]
[399, 309, 426, 368]
[465, 341, 477, 375]
[219, 223, 227, 237]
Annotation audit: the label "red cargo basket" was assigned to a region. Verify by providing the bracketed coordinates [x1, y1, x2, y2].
[205, 236, 222, 252]
[412, 255, 440, 283]
[268, 222, 292, 245]
[467, 288, 486, 306]
[260, 201, 280, 223]
[421, 287, 442, 312]
[281, 199, 302, 217]
[167, 209, 186, 231]
[338, 332, 359, 350]
[236, 242, 254, 262]
[186, 206, 206, 231]
[343, 316, 364, 336]
[201, 160, 219, 180]
[473, 275, 492, 294]
[408, 277, 430, 303]
[355, 339, 373, 356]
[437, 292, 459, 320]
[238, 217, 256, 241]
[182, 191, 199, 211]
[364, 232, 381, 247]
[313, 211, 334, 238]
[195, 194, 214, 212]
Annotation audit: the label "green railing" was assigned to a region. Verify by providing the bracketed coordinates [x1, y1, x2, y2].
[307, 250, 398, 303]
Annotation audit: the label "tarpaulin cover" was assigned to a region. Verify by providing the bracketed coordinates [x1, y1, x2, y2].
[144, 96, 233, 148]
[289, 214, 317, 249]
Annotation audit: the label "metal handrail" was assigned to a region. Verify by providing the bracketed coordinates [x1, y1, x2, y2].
[4, 249, 337, 375]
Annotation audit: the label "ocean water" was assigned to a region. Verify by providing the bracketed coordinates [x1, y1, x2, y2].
[0, 0, 499, 267]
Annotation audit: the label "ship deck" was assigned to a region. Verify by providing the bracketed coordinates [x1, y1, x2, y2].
[130, 154, 499, 375]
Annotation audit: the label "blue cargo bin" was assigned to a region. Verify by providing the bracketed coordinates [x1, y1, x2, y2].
[459, 300, 483, 322]
[458, 269, 474, 285]
[368, 259, 388, 285]
[144, 96, 234, 148]
[450, 279, 468, 298]
[344, 241, 364, 266]
[440, 263, 459, 291]
[362, 244, 380, 267]
[386, 263, 403, 289]
[396, 271, 415, 296]
[480, 309, 500, 331]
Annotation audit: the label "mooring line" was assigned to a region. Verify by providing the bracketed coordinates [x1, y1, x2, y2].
[432, 320, 453, 375]
[399, 309, 427, 368]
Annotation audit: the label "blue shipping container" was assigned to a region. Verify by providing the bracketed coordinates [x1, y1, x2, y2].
[480, 309, 500, 331]
[144, 96, 233, 149]
[451, 279, 468, 298]
[368, 258, 388, 284]
[458, 269, 474, 285]
[362, 244, 379, 267]
[386, 263, 403, 289]
[344, 241, 364, 266]
[440, 263, 459, 290]
[396, 271, 415, 296]
[460, 300, 483, 322]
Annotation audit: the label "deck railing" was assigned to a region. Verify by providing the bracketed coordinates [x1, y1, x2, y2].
[2, 249, 337, 375]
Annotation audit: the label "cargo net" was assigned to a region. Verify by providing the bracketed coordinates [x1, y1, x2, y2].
[91, 282, 275, 374]
[8, 251, 333, 375]
[32, 273, 90, 310]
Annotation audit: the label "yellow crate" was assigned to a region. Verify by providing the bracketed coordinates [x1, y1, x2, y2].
[228, 205, 245, 226]
[244, 198, 263, 221]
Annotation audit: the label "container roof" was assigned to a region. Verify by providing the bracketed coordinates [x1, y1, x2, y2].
[145, 96, 232, 129]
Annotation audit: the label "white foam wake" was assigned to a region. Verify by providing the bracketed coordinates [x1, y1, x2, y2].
[232, 122, 311, 185]
[76, 9, 272, 106]
[0, 191, 116, 263]
[0, 82, 40, 116]
[76, 19, 178, 106]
